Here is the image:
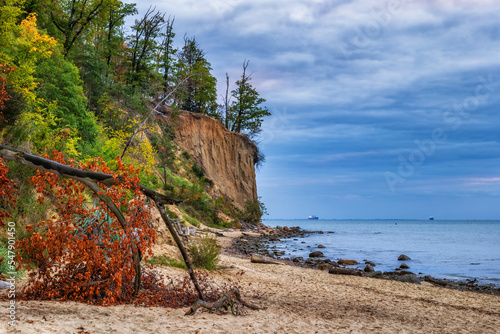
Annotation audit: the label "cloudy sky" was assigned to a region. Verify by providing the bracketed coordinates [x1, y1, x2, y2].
[128, 0, 500, 219]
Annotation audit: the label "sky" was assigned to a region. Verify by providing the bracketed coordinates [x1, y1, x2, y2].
[126, 0, 500, 220]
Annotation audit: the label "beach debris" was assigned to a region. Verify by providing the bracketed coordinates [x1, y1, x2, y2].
[398, 254, 411, 261]
[251, 255, 285, 265]
[185, 288, 267, 316]
[309, 251, 324, 258]
[338, 259, 359, 266]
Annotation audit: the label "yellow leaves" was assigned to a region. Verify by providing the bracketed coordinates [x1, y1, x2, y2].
[19, 13, 57, 58]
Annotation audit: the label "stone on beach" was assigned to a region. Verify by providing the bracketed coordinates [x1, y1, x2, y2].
[364, 264, 375, 272]
[400, 263, 410, 269]
[309, 251, 324, 258]
[338, 259, 359, 266]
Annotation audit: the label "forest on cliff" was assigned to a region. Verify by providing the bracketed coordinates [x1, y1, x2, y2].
[0, 0, 270, 229]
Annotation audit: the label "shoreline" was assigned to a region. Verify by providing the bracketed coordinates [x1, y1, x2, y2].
[226, 225, 500, 296]
[1, 226, 500, 333]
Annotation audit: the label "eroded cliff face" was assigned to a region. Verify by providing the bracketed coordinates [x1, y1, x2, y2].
[173, 111, 258, 209]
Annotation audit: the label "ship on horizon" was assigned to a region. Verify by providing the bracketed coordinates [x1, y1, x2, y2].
[308, 215, 319, 220]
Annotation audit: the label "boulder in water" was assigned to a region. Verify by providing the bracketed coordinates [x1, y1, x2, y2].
[398, 254, 411, 261]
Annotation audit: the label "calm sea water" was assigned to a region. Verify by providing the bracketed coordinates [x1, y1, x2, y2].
[264, 219, 500, 286]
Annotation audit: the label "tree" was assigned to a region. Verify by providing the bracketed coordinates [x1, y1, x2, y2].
[175, 36, 217, 115]
[228, 60, 270, 137]
[47, 0, 108, 57]
[159, 16, 177, 100]
[128, 6, 164, 87]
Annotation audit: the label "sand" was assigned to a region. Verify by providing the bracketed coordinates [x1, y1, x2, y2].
[1, 234, 499, 334]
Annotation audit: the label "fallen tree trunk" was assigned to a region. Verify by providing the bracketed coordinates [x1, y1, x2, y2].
[250, 255, 285, 265]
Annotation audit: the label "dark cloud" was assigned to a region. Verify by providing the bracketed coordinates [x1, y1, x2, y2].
[126, 0, 500, 219]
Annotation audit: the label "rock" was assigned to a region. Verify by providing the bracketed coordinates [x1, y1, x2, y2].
[399, 263, 410, 269]
[309, 251, 324, 258]
[398, 274, 421, 284]
[329, 267, 364, 276]
[365, 271, 383, 278]
[173, 111, 257, 209]
[269, 237, 281, 242]
[338, 259, 359, 266]
[317, 263, 331, 271]
[317, 244, 326, 248]
[283, 226, 289, 231]
[398, 254, 411, 261]
[364, 264, 375, 272]
[365, 260, 376, 266]
[292, 257, 303, 263]
[329, 261, 339, 267]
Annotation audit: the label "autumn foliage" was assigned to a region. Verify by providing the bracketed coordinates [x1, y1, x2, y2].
[17, 151, 155, 305]
[0, 158, 17, 226]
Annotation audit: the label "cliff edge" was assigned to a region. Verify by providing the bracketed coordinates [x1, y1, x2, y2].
[173, 111, 258, 209]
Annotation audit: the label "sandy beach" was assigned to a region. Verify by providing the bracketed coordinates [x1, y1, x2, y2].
[2, 232, 499, 334]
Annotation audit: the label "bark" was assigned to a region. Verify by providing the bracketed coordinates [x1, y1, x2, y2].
[185, 288, 266, 316]
[154, 201, 205, 301]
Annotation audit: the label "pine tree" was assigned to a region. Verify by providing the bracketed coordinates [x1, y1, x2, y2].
[228, 60, 270, 137]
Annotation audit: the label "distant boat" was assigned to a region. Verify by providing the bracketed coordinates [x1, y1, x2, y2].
[308, 215, 319, 220]
[429, 216, 434, 220]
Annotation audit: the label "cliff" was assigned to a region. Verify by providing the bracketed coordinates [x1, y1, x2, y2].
[172, 111, 258, 209]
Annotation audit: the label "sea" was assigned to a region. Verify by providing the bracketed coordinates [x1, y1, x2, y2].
[263, 219, 500, 286]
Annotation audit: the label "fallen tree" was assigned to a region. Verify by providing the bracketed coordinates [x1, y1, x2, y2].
[0, 144, 205, 301]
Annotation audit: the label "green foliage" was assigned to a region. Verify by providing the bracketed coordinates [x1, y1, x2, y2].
[175, 36, 217, 115]
[35, 46, 98, 144]
[240, 196, 268, 225]
[147, 254, 187, 269]
[191, 162, 204, 178]
[178, 207, 201, 228]
[228, 60, 271, 137]
[187, 233, 221, 270]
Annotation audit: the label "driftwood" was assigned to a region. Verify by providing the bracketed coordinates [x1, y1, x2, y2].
[185, 288, 266, 316]
[250, 255, 285, 265]
[328, 267, 365, 276]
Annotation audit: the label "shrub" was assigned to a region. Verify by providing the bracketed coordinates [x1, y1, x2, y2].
[187, 233, 221, 270]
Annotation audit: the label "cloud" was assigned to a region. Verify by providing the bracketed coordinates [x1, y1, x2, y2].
[125, 0, 500, 218]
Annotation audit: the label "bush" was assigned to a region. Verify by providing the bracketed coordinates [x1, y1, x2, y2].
[187, 233, 221, 270]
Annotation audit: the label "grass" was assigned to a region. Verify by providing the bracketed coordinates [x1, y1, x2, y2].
[147, 255, 187, 269]
[187, 233, 221, 271]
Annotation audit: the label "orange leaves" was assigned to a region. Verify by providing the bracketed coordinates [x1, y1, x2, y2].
[0, 158, 17, 226]
[18, 150, 155, 305]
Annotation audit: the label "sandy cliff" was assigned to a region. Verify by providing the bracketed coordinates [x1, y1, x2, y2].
[172, 111, 258, 209]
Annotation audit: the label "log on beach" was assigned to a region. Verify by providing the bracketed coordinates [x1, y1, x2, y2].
[251, 255, 285, 265]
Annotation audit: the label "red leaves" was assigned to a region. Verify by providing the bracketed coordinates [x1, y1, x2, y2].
[0, 158, 17, 226]
[0, 63, 14, 121]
